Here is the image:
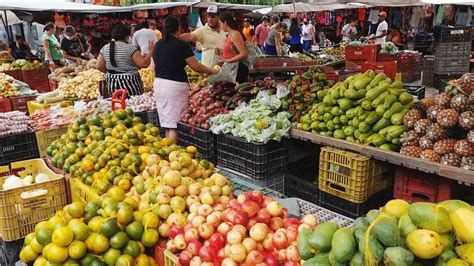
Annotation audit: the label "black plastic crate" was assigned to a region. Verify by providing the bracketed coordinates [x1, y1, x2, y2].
[0, 129, 39, 166]
[134, 110, 165, 136]
[0, 238, 23, 266]
[434, 26, 472, 43]
[222, 167, 285, 194]
[435, 41, 471, 57]
[177, 122, 217, 163]
[434, 55, 470, 74]
[319, 187, 393, 219]
[434, 73, 463, 92]
[422, 55, 435, 87]
[217, 134, 287, 180]
[285, 174, 319, 204]
[404, 85, 425, 99]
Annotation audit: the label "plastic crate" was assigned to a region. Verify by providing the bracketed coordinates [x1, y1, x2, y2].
[319, 187, 392, 219]
[377, 53, 397, 62]
[434, 73, 463, 92]
[0, 159, 66, 240]
[177, 122, 217, 163]
[217, 134, 287, 180]
[285, 173, 319, 204]
[0, 129, 39, 166]
[70, 178, 100, 203]
[9, 95, 37, 113]
[393, 167, 454, 203]
[3, 70, 23, 81]
[400, 70, 422, 84]
[434, 55, 470, 74]
[434, 26, 472, 43]
[35, 127, 69, 158]
[0, 238, 23, 265]
[27, 100, 73, 115]
[422, 55, 435, 87]
[318, 147, 393, 203]
[221, 166, 285, 194]
[345, 60, 367, 71]
[296, 198, 353, 227]
[163, 249, 178, 266]
[362, 61, 397, 80]
[435, 41, 471, 57]
[0, 98, 12, 113]
[345, 45, 378, 62]
[22, 69, 50, 92]
[404, 84, 425, 99]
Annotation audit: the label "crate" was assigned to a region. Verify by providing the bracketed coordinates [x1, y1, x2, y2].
[22, 69, 50, 92]
[35, 127, 69, 158]
[254, 57, 302, 68]
[0, 129, 39, 166]
[377, 53, 397, 62]
[0, 238, 24, 265]
[404, 85, 425, 100]
[435, 42, 471, 57]
[400, 70, 422, 84]
[0, 98, 12, 113]
[397, 51, 423, 69]
[434, 26, 472, 43]
[362, 61, 397, 80]
[318, 147, 393, 203]
[0, 159, 66, 240]
[217, 134, 287, 180]
[422, 55, 435, 87]
[9, 95, 37, 113]
[296, 198, 353, 227]
[220, 167, 286, 197]
[70, 178, 100, 203]
[135, 110, 161, 128]
[177, 122, 217, 163]
[345, 60, 367, 71]
[285, 173, 318, 204]
[434, 73, 463, 92]
[319, 187, 392, 219]
[3, 70, 23, 81]
[345, 45, 379, 62]
[27, 100, 74, 115]
[434, 55, 470, 74]
[393, 167, 454, 203]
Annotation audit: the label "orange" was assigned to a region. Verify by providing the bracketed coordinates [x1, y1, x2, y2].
[82, 159, 94, 171]
[52, 227, 74, 247]
[67, 202, 85, 218]
[118, 179, 131, 191]
[45, 244, 68, 263]
[186, 146, 197, 154]
[19, 245, 38, 263]
[68, 240, 87, 260]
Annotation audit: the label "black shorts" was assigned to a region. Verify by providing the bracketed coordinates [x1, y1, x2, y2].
[236, 63, 249, 84]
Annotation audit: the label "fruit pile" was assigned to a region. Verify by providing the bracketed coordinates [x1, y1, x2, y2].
[168, 189, 318, 265]
[298, 199, 474, 265]
[0, 59, 44, 71]
[400, 74, 473, 170]
[30, 106, 78, 131]
[296, 71, 414, 151]
[139, 68, 154, 92]
[320, 44, 346, 61]
[58, 69, 104, 99]
[48, 59, 98, 83]
[186, 66, 207, 89]
[0, 73, 19, 98]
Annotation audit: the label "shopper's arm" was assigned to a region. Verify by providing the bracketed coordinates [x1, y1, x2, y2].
[62, 50, 80, 62]
[42, 40, 54, 66]
[179, 32, 198, 43]
[224, 33, 248, 63]
[275, 35, 282, 56]
[186, 56, 217, 75]
[132, 40, 154, 68]
[97, 53, 106, 72]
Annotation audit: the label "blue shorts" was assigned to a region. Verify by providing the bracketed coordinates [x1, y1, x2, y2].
[264, 45, 277, 56]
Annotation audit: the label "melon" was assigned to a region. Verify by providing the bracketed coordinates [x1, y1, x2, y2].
[408, 202, 453, 234]
[406, 229, 444, 259]
[330, 228, 356, 263]
[398, 213, 417, 238]
[438, 200, 471, 213]
[372, 218, 400, 247]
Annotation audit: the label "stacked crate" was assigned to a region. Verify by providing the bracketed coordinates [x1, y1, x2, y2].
[422, 55, 435, 87]
[344, 44, 379, 71]
[398, 52, 423, 83]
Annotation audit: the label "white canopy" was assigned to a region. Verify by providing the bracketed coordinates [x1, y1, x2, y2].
[355, 0, 423, 6]
[0, 0, 124, 13]
[0, 11, 23, 25]
[421, 0, 474, 5]
[193, 2, 268, 11]
[255, 2, 363, 14]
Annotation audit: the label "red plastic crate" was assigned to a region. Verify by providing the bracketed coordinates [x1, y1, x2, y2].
[378, 53, 397, 62]
[345, 60, 367, 71]
[362, 61, 397, 80]
[153, 239, 168, 266]
[393, 167, 453, 203]
[0, 98, 12, 112]
[345, 45, 379, 62]
[22, 69, 51, 92]
[3, 70, 23, 81]
[10, 95, 37, 113]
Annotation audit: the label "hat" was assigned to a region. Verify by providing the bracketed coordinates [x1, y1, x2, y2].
[262, 16, 269, 21]
[207, 5, 219, 15]
[378, 11, 387, 17]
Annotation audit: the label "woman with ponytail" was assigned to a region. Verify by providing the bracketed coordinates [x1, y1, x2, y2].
[153, 15, 217, 140]
[97, 23, 153, 97]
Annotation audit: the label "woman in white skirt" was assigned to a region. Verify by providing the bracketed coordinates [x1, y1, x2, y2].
[153, 16, 218, 139]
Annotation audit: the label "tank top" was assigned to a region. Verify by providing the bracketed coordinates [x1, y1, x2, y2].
[223, 37, 235, 60]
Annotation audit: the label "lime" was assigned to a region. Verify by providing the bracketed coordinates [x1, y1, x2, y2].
[19, 245, 38, 263]
[63, 258, 80, 266]
[100, 219, 120, 238]
[92, 234, 109, 254]
[88, 216, 104, 233]
[68, 240, 87, 260]
[115, 254, 134, 266]
[103, 248, 121, 265]
[125, 221, 144, 240]
[70, 222, 90, 241]
[79, 253, 96, 266]
[46, 244, 68, 263]
[67, 202, 85, 218]
[110, 231, 129, 249]
[90, 259, 107, 266]
[36, 228, 53, 245]
[35, 221, 53, 233]
[141, 229, 159, 247]
[122, 240, 140, 257]
[52, 226, 74, 247]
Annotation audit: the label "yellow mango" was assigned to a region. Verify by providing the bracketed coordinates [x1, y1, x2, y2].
[450, 208, 474, 243]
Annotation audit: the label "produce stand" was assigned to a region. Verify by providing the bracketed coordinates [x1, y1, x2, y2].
[291, 129, 474, 184]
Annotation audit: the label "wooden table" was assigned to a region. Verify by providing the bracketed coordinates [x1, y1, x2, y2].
[291, 129, 474, 185]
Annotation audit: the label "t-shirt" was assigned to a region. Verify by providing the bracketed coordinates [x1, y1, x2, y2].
[255, 23, 270, 46]
[374, 20, 388, 45]
[242, 26, 253, 43]
[290, 27, 302, 45]
[100, 41, 139, 74]
[42, 34, 62, 61]
[341, 24, 357, 41]
[265, 28, 280, 46]
[302, 24, 315, 41]
[132, 28, 159, 56]
[192, 24, 227, 67]
[153, 37, 195, 83]
[61, 35, 88, 58]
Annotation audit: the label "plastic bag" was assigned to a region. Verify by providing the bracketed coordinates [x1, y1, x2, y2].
[207, 61, 239, 84]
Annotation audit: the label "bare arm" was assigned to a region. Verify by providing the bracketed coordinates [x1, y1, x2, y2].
[43, 40, 53, 63]
[186, 56, 217, 75]
[62, 50, 80, 62]
[275, 35, 282, 56]
[179, 33, 198, 43]
[225, 33, 248, 63]
[97, 53, 106, 72]
[132, 40, 154, 68]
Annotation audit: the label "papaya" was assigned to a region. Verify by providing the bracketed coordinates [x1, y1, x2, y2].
[303, 253, 330, 266]
[298, 228, 314, 260]
[358, 234, 383, 262]
[372, 217, 401, 247]
[449, 207, 474, 243]
[440, 233, 455, 251]
[349, 252, 364, 266]
[308, 222, 339, 252]
[330, 228, 356, 262]
[409, 202, 453, 234]
[447, 258, 469, 266]
[398, 213, 417, 238]
[437, 200, 471, 213]
[383, 247, 415, 266]
[455, 243, 474, 264]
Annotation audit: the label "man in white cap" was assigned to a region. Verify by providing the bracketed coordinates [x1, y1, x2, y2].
[180, 5, 226, 67]
[369, 11, 388, 45]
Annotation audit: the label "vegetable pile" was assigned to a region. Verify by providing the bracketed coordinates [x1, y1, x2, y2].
[58, 69, 104, 99]
[0, 73, 19, 98]
[78, 99, 111, 117]
[0, 59, 44, 71]
[296, 70, 415, 151]
[298, 199, 474, 266]
[48, 59, 98, 83]
[30, 106, 78, 131]
[126, 92, 156, 113]
[2, 172, 53, 190]
[139, 68, 154, 92]
[0, 111, 32, 136]
[211, 94, 291, 143]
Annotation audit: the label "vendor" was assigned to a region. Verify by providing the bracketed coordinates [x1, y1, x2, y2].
[220, 12, 249, 83]
[153, 16, 217, 139]
[11, 36, 33, 60]
[264, 23, 287, 56]
[341, 18, 358, 42]
[42, 22, 64, 72]
[61, 26, 93, 64]
[366, 11, 388, 45]
[97, 24, 153, 97]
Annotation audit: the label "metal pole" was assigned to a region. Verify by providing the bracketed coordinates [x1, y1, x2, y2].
[3, 10, 13, 45]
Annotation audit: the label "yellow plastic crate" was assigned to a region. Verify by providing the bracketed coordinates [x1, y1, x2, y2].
[35, 127, 69, 158]
[70, 178, 99, 203]
[0, 159, 66, 240]
[27, 100, 73, 115]
[318, 147, 393, 203]
[164, 249, 178, 266]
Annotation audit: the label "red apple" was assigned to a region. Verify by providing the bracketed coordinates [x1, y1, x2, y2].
[302, 214, 318, 227]
[241, 200, 260, 217]
[262, 196, 274, 208]
[179, 250, 193, 266]
[237, 193, 250, 204]
[198, 204, 213, 217]
[184, 228, 199, 242]
[226, 230, 243, 244]
[286, 245, 301, 261]
[283, 262, 300, 266]
[265, 254, 279, 266]
[255, 209, 271, 224]
[242, 237, 257, 253]
[277, 249, 286, 261]
[272, 230, 289, 249]
[229, 243, 247, 263]
[269, 217, 284, 231]
[209, 233, 225, 250]
[250, 223, 268, 242]
[217, 222, 232, 236]
[284, 218, 301, 228]
[286, 225, 298, 242]
[223, 209, 237, 224]
[199, 245, 216, 262]
[246, 218, 257, 230]
[187, 240, 203, 256]
[221, 258, 238, 266]
[198, 223, 214, 239]
[206, 212, 222, 228]
[190, 256, 202, 266]
[256, 243, 265, 252]
[245, 250, 264, 265]
[232, 225, 247, 236]
[266, 201, 283, 217]
[167, 240, 177, 253]
[191, 215, 206, 228]
[173, 234, 187, 250]
[213, 203, 225, 211]
[234, 211, 249, 226]
[262, 232, 273, 250]
[169, 226, 184, 239]
[249, 190, 264, 204]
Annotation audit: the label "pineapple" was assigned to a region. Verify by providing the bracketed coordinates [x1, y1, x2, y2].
[454, 140, 474, 157]
[459, 111, 474, 130]
[434, 92, 452, 109]
[400, 130, 420, 147]
[419, 136, 434, 150]
[412, 101, 427, 115]
[425, 123, 447, 142]
[458, 73, 474, 95]
[403, 109, 424, 129]
[433, 139, 457, 155]
[461, 156, 474, 171]
[420, 149, 441, 162]
[427, 106, 443, 122]
[450, 94, 471, 113]
[421, 97, 436, 109]
[468, 130, 474, 144]
[400, 146, 422, 157]
[414, 119, 432, 135]
[440, 153, 462, 167]
[436, 109, 459, 129]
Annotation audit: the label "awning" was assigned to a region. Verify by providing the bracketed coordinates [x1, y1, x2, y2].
[421, 0, 474, 5]
[255, 2, 364, 14]
[355, 0, 424, 6]
[0, 0, 125, 13]
[193, 2, 268, 11]
[0, 11, 23, 25]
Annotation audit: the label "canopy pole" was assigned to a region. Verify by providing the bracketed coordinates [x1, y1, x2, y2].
[3, 10, 13, 46]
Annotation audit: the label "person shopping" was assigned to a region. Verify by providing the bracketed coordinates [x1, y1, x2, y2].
[42, 22, 63, 72]
[153, 16, 217, 139]
[97, 24, 153, 97]
[11, 36, 33, 60]
[289, 17, 303, 53]
[264, 23, 287, 56]
[341, 19, 358, 42]
[219, 12, 249, 83]
[61, 26, 93, 64]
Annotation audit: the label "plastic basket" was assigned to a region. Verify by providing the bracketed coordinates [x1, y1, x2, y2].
[434, 73, 463, 92]
[177, 122, 217, 163]
[345, 45, 378, 62]
[0, 129, 39, 166]
[10, 95, 37, 113]
[220, 167, 286, 195]
[404, 85, 425, 100]
[433, 55, 470, 75]
[285, 173, 319, 205]
[296, 198, 353, 227]
[0, 159, 66, 240]
[22, 69, 50, 92]
[318, 147, 393, 203]
[216, 134, 287, 180]
[35, 127, 69, 158]
[163, 249, 178, 266]
[434, 26, 472, 43]
[3, 70, 23, 81]
[0, 98, 12, 113]
[27, 100, 74, 115]
[435, 41, 471, 57]
[70, 178, 100, 203]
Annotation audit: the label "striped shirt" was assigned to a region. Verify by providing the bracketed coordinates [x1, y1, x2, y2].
[100, 41, 138, 74]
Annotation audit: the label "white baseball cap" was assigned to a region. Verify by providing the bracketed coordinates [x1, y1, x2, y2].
[207, 5, 219, 15]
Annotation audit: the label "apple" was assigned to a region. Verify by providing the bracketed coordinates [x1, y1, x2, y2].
[217, 248, 226, 258]
[286, 224, 298, 242]
[186, 195, 201, 207]
[198, 204, 213, 217]
[266, 201, 283, 217]
[255, 209, 271, 224]
[187, 213, 196, 223]
[169, 226, 184, 239]
[188, 183, 202, 196]
[159, 223, 170, 237]
[272, 230, 289, 249]
[221, 185, 233, 196]
[200, 192, 214, 205]
[298, 223, 312, 233]
[209, 185, 222, 196]
[209, 233, 225, 250]
[284, 218, 301, 228]
[217, 222, 232, 236]
[265, 254, 279, 266]
[262, 196, 274, 208]
[241, 200, 260, 217]
[277, 249, 286, 261]
[184, 228, 199, 242]
[286, 245, 301, 261]
[206, 212, 222, 227]
[242, 238, 257, 253]
[237, 194, 250, 204]
[256, 243, 265, 252]
[302, 214, 318, 227]
[166, 239, 178, 253]
[191, 215, 206, 228]
[269, 217, 284, 231]
[179, 250, 193, 266]
[221, 258, 238, 266]
[198, 222, 214, 239]
[234, 211, 250, 226]
[246, 218, 257, 230]
[229, 243, 247, 263]
[230, 202, 242, 211]
[232, 224, 247, 236]
[250, 223, 268, 242]
[189, 202, 201, 215]
[199, 245, 216, 262]
[187, 240, 203, 256]
[213, 203, 225, 211]
[283, 262, 300, 266]
[245, 250, 264, 264]
[249, 190, 264, 204]
[227, 230, 243, 244]
[224, 244, 231, 256]
[174, 234, 187, 250]
[223, 209, 237, 224]
[262, 232, 273, 250]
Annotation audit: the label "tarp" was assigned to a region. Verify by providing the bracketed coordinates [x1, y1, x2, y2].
[193, 2, 268, 11]
[0, 11, 23, 25]
[355, 0, 424, 6]
[421, 0, 474, 5]
[255, 2, 363, 14]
